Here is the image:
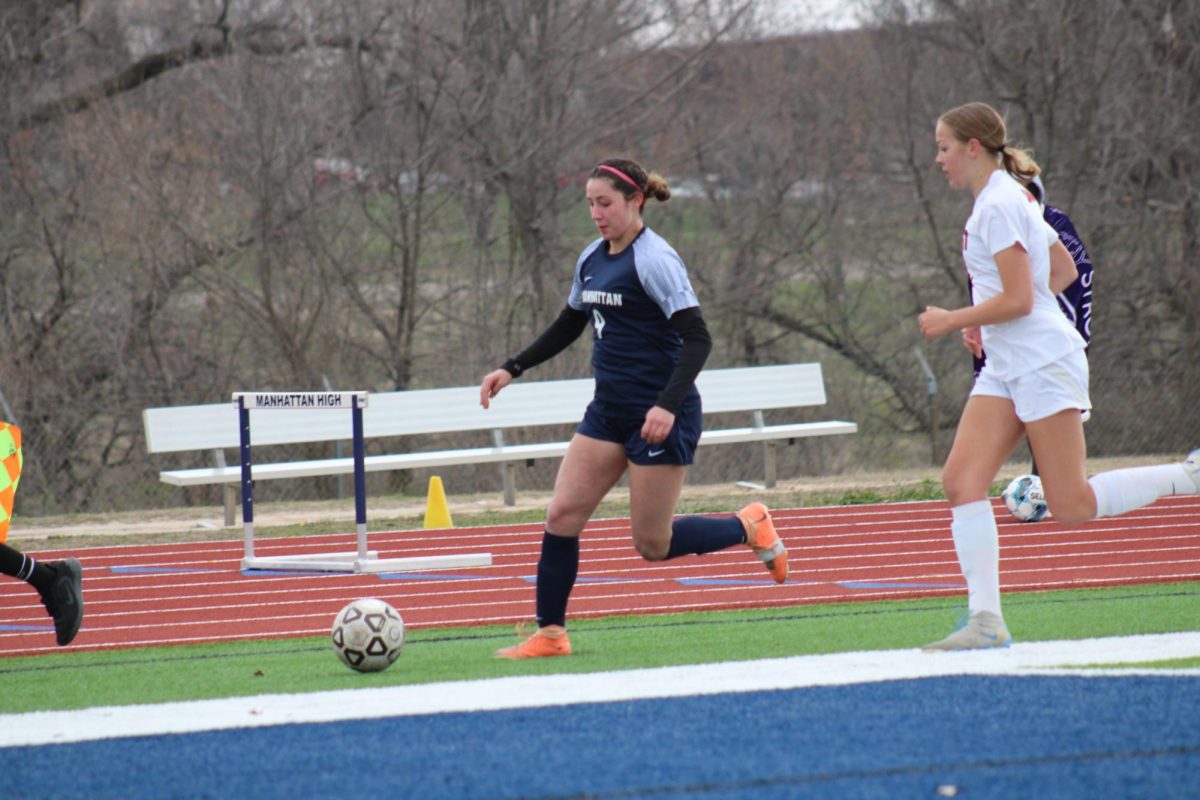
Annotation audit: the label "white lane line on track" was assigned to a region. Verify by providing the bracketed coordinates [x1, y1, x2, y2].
[70, 531, 1200, 575]
[3, 633, 1198, 748]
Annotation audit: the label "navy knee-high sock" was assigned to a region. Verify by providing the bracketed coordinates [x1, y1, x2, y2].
[666, 515, 746, 560]
[535, 531, 579, 628]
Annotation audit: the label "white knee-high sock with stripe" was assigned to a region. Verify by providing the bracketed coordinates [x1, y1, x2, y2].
[950, 499, 1002, 617]
[1088, 464, 1197, 518]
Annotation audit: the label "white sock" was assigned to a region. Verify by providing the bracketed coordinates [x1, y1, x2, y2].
[950, 499, 1002, 617]
[1088, 464, 1196, 518]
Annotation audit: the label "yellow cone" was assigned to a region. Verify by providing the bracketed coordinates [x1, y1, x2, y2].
[423, 475, 453, 529]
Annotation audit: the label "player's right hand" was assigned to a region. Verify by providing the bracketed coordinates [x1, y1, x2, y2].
[479, 368, 513, 409]
[917, 306, 954, 340]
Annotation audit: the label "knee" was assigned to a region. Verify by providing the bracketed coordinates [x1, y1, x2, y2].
[545, 501, 583, 537]
[633, 537, 669, 562]
[942, 471, 976, 507]
[1046, 502, 1092, 528]
[1044, 487, 1096, 528]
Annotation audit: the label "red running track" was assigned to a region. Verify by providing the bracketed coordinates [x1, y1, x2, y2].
[3, 496, 1199, 657]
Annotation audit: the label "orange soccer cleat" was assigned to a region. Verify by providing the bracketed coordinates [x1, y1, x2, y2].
[738, 502, 788, 584]
[493, 626, 572, 659]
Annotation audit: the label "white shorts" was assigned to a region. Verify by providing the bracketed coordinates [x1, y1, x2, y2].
[971, 349, 1091, 423]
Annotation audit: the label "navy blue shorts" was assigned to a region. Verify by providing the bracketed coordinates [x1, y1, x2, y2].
[576, 398, 702, 466]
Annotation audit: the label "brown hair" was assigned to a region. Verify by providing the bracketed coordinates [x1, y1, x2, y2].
[591, 158, 671, 209]
[938, 102, 1040, 181]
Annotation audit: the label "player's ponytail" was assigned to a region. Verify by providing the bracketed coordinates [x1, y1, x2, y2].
[999, 144, 1040, 183]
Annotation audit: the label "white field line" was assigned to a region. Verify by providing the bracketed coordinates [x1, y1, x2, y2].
[2, 633, 1197, 749]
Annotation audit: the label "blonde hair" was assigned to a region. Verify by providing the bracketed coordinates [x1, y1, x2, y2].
[939, 102, 1040, 181]
[591, 158, 671, 207]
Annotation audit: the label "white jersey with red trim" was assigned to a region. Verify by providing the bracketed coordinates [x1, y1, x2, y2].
[963, 170, 1086, 381]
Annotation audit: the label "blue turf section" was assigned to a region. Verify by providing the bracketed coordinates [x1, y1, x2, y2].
[3, 675, 1197, 799]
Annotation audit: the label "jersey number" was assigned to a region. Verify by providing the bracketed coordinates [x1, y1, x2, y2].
[592, 309, 606, 339]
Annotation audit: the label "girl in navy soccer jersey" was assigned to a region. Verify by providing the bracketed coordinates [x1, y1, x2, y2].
[918, 102, 1199, 652]
[479, 158, 787, 659]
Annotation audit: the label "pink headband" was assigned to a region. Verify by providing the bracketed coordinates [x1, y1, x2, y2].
[596, 164, 642, 192]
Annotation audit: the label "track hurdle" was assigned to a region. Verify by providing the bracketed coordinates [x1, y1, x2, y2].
[233, 391, 492, 573]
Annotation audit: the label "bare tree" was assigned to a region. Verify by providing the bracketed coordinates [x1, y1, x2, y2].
[440, 1, 755, 368]
[7, 0, 1193, 515]
[857, 0, 1200, 454]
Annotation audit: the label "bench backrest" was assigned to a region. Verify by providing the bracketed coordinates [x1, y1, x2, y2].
[142, 363, 830, 453]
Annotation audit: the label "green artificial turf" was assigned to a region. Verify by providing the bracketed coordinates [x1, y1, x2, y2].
[1069, 657, 1200, 669]
[1, 581, 1197, 714]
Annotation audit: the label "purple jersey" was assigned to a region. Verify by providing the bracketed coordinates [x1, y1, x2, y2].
[1044, 204, 1093, 345]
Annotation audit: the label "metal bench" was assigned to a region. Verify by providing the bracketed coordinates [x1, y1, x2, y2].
[143, 363, 857, 525]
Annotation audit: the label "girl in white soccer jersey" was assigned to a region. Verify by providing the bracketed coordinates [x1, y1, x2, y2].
[479, 158, 787, 659]
[919, 101, 1199, 651]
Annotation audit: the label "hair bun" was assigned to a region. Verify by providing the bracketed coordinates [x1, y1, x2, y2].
[644, 171, 671, 202]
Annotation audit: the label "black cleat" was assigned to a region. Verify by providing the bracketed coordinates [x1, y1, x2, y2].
[39, 558, 84, 646]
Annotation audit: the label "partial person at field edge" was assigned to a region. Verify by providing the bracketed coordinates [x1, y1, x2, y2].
[0, 422, 84, 646]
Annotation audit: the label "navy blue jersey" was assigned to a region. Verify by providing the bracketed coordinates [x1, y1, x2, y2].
[567, 227, 700, 411]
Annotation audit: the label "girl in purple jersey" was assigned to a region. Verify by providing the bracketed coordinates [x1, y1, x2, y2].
[919, 102, 1198, 651]
[479, 158, 787, 659]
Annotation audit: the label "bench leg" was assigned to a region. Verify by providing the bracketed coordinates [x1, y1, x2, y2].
[501, 462, 517, 506]
[211, 448, 238, 527]
[223, 484, 237, 527]
[763, 441, 778, 489]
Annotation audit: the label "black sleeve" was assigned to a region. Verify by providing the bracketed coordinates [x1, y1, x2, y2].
[655, 307, 713, 413]
[501, 305, 590, 379]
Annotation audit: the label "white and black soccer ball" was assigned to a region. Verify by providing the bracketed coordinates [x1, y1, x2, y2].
[1003, 474, 1049, 522]
[331, 598, 405, 673]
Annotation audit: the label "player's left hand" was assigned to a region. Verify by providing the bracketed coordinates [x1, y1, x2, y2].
[641, 406, 676, 445]
[918, 306, 955, 340]
[961, 326, 983, 357]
